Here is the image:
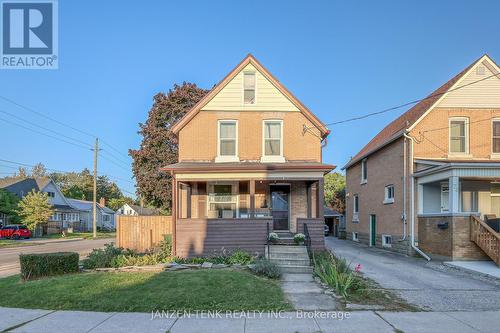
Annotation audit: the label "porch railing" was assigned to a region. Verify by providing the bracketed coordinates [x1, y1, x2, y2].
[266, 221, 270, 259]
[303, 222, 312, 258]
[470, 215, 500, 266]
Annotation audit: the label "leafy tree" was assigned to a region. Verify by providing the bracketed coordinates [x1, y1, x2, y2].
[324, 172, 346, 214]
[130, 82, 209, 210]
[31, 163, 47, 178]
[16, 167, 28, 178]
[17, 190, 54, 230]
[107, 197, 135, 211]
[0, 189, 20, 224]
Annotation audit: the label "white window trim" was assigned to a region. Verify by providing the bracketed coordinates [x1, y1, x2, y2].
[360, 159, 367, 184]
[352, 194, 359, 222]
[261, 119, 285, 163]
[206, 182, 239, 218]
[383, 185, 395, 204]
[448, 117, 470, 156]
[382, 234, 392, 248]
[242, 71, 257, 105]
[215, 120, 239, 163]
[491, 118, 500, 158]
[352, 232, 359, 242]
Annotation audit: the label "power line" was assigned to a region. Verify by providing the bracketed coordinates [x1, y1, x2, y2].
[0, 108, 92, 148]
[100, 154, 132, 172]
[0, 116, 91, 150]
[101, 139, 131, 161]
[310, 70, 500, 130]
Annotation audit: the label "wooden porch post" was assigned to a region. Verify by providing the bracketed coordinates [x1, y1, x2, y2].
[307, 181, 312, 218]
[250, 179, 256, 218]
[186, 184, 191, 219]
[317, 178, 324, 219]
[171, 176, 177, 256]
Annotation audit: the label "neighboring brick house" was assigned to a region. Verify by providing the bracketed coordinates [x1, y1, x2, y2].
[162, 54, 334, 257]
[344, 54, 500, 262]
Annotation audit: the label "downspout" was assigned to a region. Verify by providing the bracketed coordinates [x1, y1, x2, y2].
[403, 132, 431, 261]
[401, 137, 407, 240]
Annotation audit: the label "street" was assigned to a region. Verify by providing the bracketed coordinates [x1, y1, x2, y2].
[326, 237, 500, 311]
[0, 238, 113, 277]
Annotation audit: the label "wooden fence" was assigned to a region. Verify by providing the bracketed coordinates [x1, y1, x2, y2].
[116, 215, 172, 252]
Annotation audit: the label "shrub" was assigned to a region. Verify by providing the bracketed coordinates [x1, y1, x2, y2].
[228, 249, 254, 265]
[82, 243, 126, 269]
[251, 258, 281, 279]
[20, 252, 79, 280]
[294, 233, 305, 244]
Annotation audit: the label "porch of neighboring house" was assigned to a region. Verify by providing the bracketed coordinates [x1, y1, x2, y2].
[42, 206, 84, 235]
[173, 178, 326, 258]
[416, 162, 500, 265]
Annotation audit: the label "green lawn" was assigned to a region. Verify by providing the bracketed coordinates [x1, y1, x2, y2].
[0, 240, 39, 248]
[0, 269, 292, 312]
[41, 232, 115, 240]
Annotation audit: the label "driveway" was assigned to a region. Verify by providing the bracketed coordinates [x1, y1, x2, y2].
[325, 237, 500, 311]
[0, 238, 113, 278]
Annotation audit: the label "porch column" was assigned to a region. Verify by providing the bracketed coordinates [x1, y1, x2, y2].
[317, 178, 325, 219]
[306, 181, 312, 218]
[449, 176, 460, 214]
[417, 184, 424, 215]
[186, 184, 191, 219]
[250, 180, 255, 218]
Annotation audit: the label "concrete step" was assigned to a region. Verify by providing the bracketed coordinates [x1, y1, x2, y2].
[269, 245, 308, 253]
[270, 258, 310, 266]
[268, 252, 309, 260]
[278, 265, 313, 274]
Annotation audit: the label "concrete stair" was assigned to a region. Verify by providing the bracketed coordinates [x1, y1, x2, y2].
[268, 245, 312, 274]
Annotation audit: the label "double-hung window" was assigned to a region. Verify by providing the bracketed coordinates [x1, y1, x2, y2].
[449, 117, 469, 155]
[384, 185, 394, 204]
[243, 72, 256, 104]
[216, 120, 238, 162]
[361, 159, 367, 184]
[352, 194, 359, 222]
[262, 120, 284, 162]
[493, 120, 500, 155]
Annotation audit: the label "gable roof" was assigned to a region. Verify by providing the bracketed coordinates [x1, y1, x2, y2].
[0, 177, 40, 197]
[171, 54, 330, 138]
[128, 204, 161, 216]
[67, 198, 115, 214]
[344, 54, 499, 169]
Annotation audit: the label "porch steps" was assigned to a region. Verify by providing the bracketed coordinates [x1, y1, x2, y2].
[268, 245, 312, 274]
[273, 232, 296, 245]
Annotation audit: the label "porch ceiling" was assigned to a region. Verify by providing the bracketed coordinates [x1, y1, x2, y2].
[415, 160, 500, 184]
[161, 161, 335, 173]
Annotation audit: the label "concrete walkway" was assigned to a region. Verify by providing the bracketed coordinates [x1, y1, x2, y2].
[281, 273, 338, 310]
[445, 260, 500, 279]
[2, 307, 500, 332]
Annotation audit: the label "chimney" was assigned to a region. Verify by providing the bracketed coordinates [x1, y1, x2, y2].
[99, 197, 106, 207]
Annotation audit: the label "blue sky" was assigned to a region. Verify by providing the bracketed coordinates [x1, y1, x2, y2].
[1, 0, 499, 196]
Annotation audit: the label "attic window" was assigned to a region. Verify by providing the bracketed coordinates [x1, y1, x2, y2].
[476, 66, 485, 75]
[243, 72, 256, 104]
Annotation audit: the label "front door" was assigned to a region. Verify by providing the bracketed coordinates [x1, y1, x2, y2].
[271, 185, 290, 230]
[370, 215, 376, 246]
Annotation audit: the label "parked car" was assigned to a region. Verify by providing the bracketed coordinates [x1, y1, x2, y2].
[324, 224, 330, 236]
[0, 225, 31, 239]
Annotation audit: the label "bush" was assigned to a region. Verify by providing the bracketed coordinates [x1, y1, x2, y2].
[228, 249, 254, 265]
[294, 233, 305, 244]
[20, 252, 79, 280]
[82, 243, 127, 269]
[251, 258, 281, 279]
[268, 232, 279, 242]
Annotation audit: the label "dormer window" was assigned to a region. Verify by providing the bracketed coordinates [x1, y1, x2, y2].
[243, 72, 256, 104]
[216, 120, 239, 162]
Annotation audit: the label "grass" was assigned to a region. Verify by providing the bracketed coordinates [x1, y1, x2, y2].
[0, 269, 292, 312]
[0, 239, 39, 248]
[41, 232, 115, 240]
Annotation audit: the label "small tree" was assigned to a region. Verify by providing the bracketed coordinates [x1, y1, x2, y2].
[0, 189, 20, 224]
[17, 190, 54, 230]
[324, 172, 346, 214]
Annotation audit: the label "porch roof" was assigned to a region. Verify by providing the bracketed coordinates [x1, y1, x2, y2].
[414, 159, 500, 184]
[161, 161, 335, 174]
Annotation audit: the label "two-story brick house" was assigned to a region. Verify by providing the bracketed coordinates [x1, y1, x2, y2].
[344, 54, 500, 264]
[162, 54, 334, 258]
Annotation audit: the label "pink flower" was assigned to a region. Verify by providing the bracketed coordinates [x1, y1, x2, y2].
[354, 264, 362, 272]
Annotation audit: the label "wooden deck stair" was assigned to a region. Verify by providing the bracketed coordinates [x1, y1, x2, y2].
[470, 215, 500, 267]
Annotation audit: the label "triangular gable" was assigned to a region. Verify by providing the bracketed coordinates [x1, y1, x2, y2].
[171, 54, 330, 138]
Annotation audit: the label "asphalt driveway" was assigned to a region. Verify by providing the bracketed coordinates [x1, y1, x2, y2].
[0, 238, 113, 277]
[325, 237, 500, 311]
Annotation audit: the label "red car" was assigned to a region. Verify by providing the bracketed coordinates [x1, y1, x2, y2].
[0, 225, 31, 239]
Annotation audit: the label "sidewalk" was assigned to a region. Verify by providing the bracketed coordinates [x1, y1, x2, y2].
[1, 307, 499, 333]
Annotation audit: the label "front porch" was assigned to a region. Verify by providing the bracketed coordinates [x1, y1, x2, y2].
[174, 179, 326, 257]
[415, 161, 500, 262]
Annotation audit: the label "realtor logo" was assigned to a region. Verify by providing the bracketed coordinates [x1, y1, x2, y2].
[1, 0, 58, 69]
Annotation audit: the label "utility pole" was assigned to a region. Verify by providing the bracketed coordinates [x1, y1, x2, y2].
[92, 138, 99, 239]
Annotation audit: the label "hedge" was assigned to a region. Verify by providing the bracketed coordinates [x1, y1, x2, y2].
[19, 252, 79, 280]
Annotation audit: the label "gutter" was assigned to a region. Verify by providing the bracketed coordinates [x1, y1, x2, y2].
[403, 132, 431, 261]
